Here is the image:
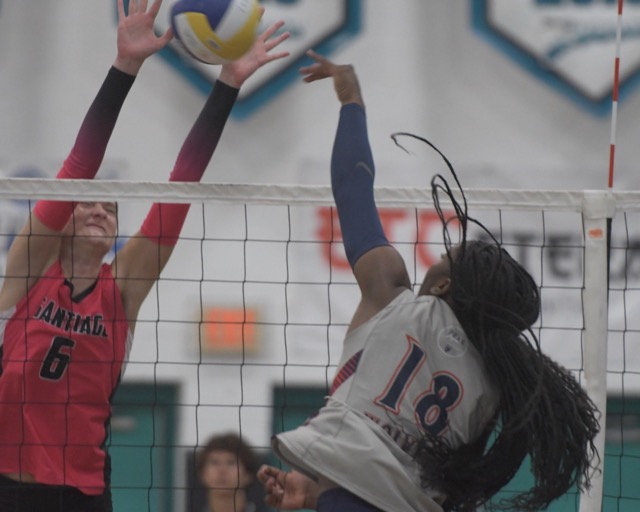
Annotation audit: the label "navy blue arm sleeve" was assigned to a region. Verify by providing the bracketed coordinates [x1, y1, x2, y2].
[331, 103, 389, 268]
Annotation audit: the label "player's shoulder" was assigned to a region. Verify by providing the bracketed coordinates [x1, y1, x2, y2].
[391, 290, 449, 319]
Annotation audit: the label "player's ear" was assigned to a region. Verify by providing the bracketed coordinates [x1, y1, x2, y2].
[430, 277, 451, 297]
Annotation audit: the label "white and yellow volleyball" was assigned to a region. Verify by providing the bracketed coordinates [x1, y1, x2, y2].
[170, 0, 261, 65]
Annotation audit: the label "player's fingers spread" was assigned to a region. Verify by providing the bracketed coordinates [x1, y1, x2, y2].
[266, 50, 290, 63]
[299, 63, 323, 76]
[302, 72, 329, 84]
[148, 0, 164, 18]
[298, 64, 314, 74]
[139, 0, 149, 14]
[307, 49, 331, 66]
[117, 0, 126, 20]
[269, 29, 290, 47]
[307, 50, 338, 77]
[305, 69, 333, 83]
[129, 0, 139, 14]
[265, 32, 290, 53]
[261, 20, 285, 42]
[160, 26, 174, 45]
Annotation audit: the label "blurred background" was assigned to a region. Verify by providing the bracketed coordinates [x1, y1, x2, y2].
[2, 1, 640, 511]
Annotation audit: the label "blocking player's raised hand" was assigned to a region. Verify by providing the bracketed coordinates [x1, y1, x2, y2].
[219, 15, 291, 89]
[114, 0, 173, 75]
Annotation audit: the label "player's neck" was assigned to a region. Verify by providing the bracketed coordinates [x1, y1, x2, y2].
[59, 239, 107, 278]
[59, 250, 104, 297]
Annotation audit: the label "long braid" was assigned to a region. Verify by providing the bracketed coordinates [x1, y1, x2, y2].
[392, 133, 600, 511]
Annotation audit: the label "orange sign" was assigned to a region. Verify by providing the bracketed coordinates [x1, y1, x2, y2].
[201, 307, 258, 354]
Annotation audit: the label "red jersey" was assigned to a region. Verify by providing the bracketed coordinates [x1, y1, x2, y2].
[0, 261, 131, 495]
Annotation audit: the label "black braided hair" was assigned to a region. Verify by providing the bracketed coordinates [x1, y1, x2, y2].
[391, 133, 600, 512]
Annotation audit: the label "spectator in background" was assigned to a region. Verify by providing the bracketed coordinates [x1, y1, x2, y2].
[193, 433, 269, 512]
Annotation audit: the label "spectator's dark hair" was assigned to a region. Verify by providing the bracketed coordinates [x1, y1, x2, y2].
[196, 432, 261, 478]
[392, 133, 600, 512]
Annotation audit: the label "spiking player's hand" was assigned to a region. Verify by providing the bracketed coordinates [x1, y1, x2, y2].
[299, 50, 364, 108]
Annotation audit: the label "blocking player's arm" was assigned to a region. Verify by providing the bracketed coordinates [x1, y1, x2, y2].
[0, 68, 136, 312]
[331, 102, 411, 328]
[114, 19, 290, 329]
[114, 80, 238, 327]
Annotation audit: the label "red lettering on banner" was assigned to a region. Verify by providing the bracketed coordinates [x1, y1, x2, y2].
[316, 207, 350, 270]
[380, 209, 408, 239]
[316, 207, 458, 271]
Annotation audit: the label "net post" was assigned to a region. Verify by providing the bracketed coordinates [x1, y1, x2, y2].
[579, 190, 613, 512]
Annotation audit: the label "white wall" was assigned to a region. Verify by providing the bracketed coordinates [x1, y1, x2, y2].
[5, 1, 640, 192]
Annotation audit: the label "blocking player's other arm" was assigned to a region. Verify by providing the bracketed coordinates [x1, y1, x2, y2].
[112, 20, 290, 332]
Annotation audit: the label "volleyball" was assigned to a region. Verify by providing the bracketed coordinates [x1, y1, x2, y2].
[170, 0, 261, 65]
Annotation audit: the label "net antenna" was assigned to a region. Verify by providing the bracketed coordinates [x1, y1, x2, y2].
[608, 0, 624, 193]
[608, 0, 625, 274]
[580, 3, 625, 511]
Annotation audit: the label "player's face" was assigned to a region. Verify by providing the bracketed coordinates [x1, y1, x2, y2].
[199, 450, 252, 492]
[63, 202, 118, 252]
[418, 246, 457, 297]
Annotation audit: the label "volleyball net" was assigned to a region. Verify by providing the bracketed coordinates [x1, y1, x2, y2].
[0, 178, 638, 512]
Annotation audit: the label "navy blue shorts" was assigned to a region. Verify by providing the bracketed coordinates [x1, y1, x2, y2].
[317, 488, 383, 512]
[0, 474, 112, 512]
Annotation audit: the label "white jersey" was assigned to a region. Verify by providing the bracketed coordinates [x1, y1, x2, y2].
[273, 289, 499, 512]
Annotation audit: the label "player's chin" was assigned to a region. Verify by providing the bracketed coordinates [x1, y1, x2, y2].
[90, 234, 116, 253]
[81, 225, 109, 239]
